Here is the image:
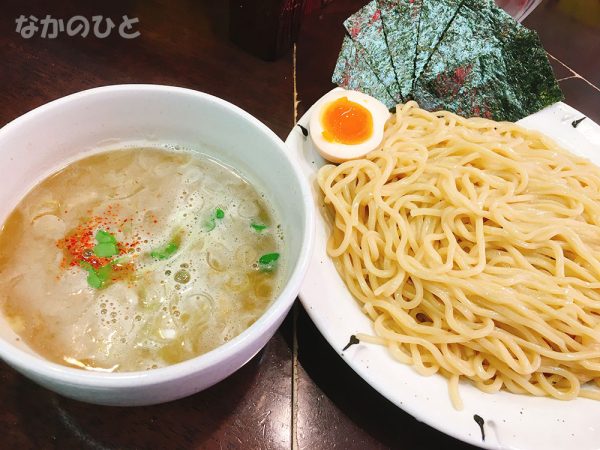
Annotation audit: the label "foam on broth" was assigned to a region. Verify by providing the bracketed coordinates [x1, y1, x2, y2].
[0, 148, 284, 372]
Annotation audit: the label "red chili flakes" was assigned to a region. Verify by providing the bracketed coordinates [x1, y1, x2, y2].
[118, 239, 140, 255]
[56, 204, 141, 271]
[57, 217, 108, 269]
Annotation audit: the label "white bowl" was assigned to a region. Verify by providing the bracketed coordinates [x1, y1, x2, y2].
[0, 85, 314, 406]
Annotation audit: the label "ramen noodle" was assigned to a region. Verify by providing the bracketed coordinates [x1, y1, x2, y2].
[318, 101, 600, 409]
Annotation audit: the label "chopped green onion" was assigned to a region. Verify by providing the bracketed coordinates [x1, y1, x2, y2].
[258, 252, 280, 272]
[251, 223, 267, 232]
[86, 271, 103, 289]
[150, 242, 179, 260]
[203, 217, 216, 232]
[259, 253, 280, 264]
[203, 209, 225, 232]
[92, 230, 119, 257]
[93, 242, 119, 257]
[97, 264, 112, 279]
[95, 230, 117, 244]
[79, 260, 112, 289]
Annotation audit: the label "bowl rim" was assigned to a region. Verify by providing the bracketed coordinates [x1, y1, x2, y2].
[0, 84, 315, 387]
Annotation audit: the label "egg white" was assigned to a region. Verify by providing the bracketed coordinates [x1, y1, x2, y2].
[309, 89, 391, 163]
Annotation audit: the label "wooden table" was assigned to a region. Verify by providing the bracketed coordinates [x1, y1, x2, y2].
[1, 1, 598, 448]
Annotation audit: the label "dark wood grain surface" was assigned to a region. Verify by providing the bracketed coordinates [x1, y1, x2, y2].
[1, 0, 599, 448]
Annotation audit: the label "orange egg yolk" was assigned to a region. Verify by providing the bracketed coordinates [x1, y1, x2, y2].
[321, 97, 373, 145]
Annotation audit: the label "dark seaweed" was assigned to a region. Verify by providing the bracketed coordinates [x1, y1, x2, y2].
[378, 0, 422, 100]
[412, 0, 563, 121]
[501, 27, 564, 119]
[342, 335, 360, 351]
[332, 0, 563, 121]
[332, 35, 397, 109]
[413, 0, 465, 86]
[572, 116, 587, 128]
[297, 124, 308, 136]
[345, 1, 402, 102]
[473, 414, 485, 441]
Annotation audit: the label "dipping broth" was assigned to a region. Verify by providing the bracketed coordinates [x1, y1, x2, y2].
[0, 148, 284, 372]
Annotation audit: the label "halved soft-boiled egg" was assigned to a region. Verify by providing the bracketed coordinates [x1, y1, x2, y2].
[309, 89, 390, 163]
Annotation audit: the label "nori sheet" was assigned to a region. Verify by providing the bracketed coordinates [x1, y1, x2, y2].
[331, 0, 563, 121]
[378, 0, 422, 101]
[501, 26, 564, 117]
[332, 35, 397, 109]
[344, 1, 402, 103]
[413, 0, 464, 86]
[412, 0, 563, 121]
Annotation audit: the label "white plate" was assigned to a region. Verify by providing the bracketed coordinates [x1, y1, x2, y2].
[285, 92, 600, 450]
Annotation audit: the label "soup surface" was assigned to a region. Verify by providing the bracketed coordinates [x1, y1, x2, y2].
[0, 148, 284, 372]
